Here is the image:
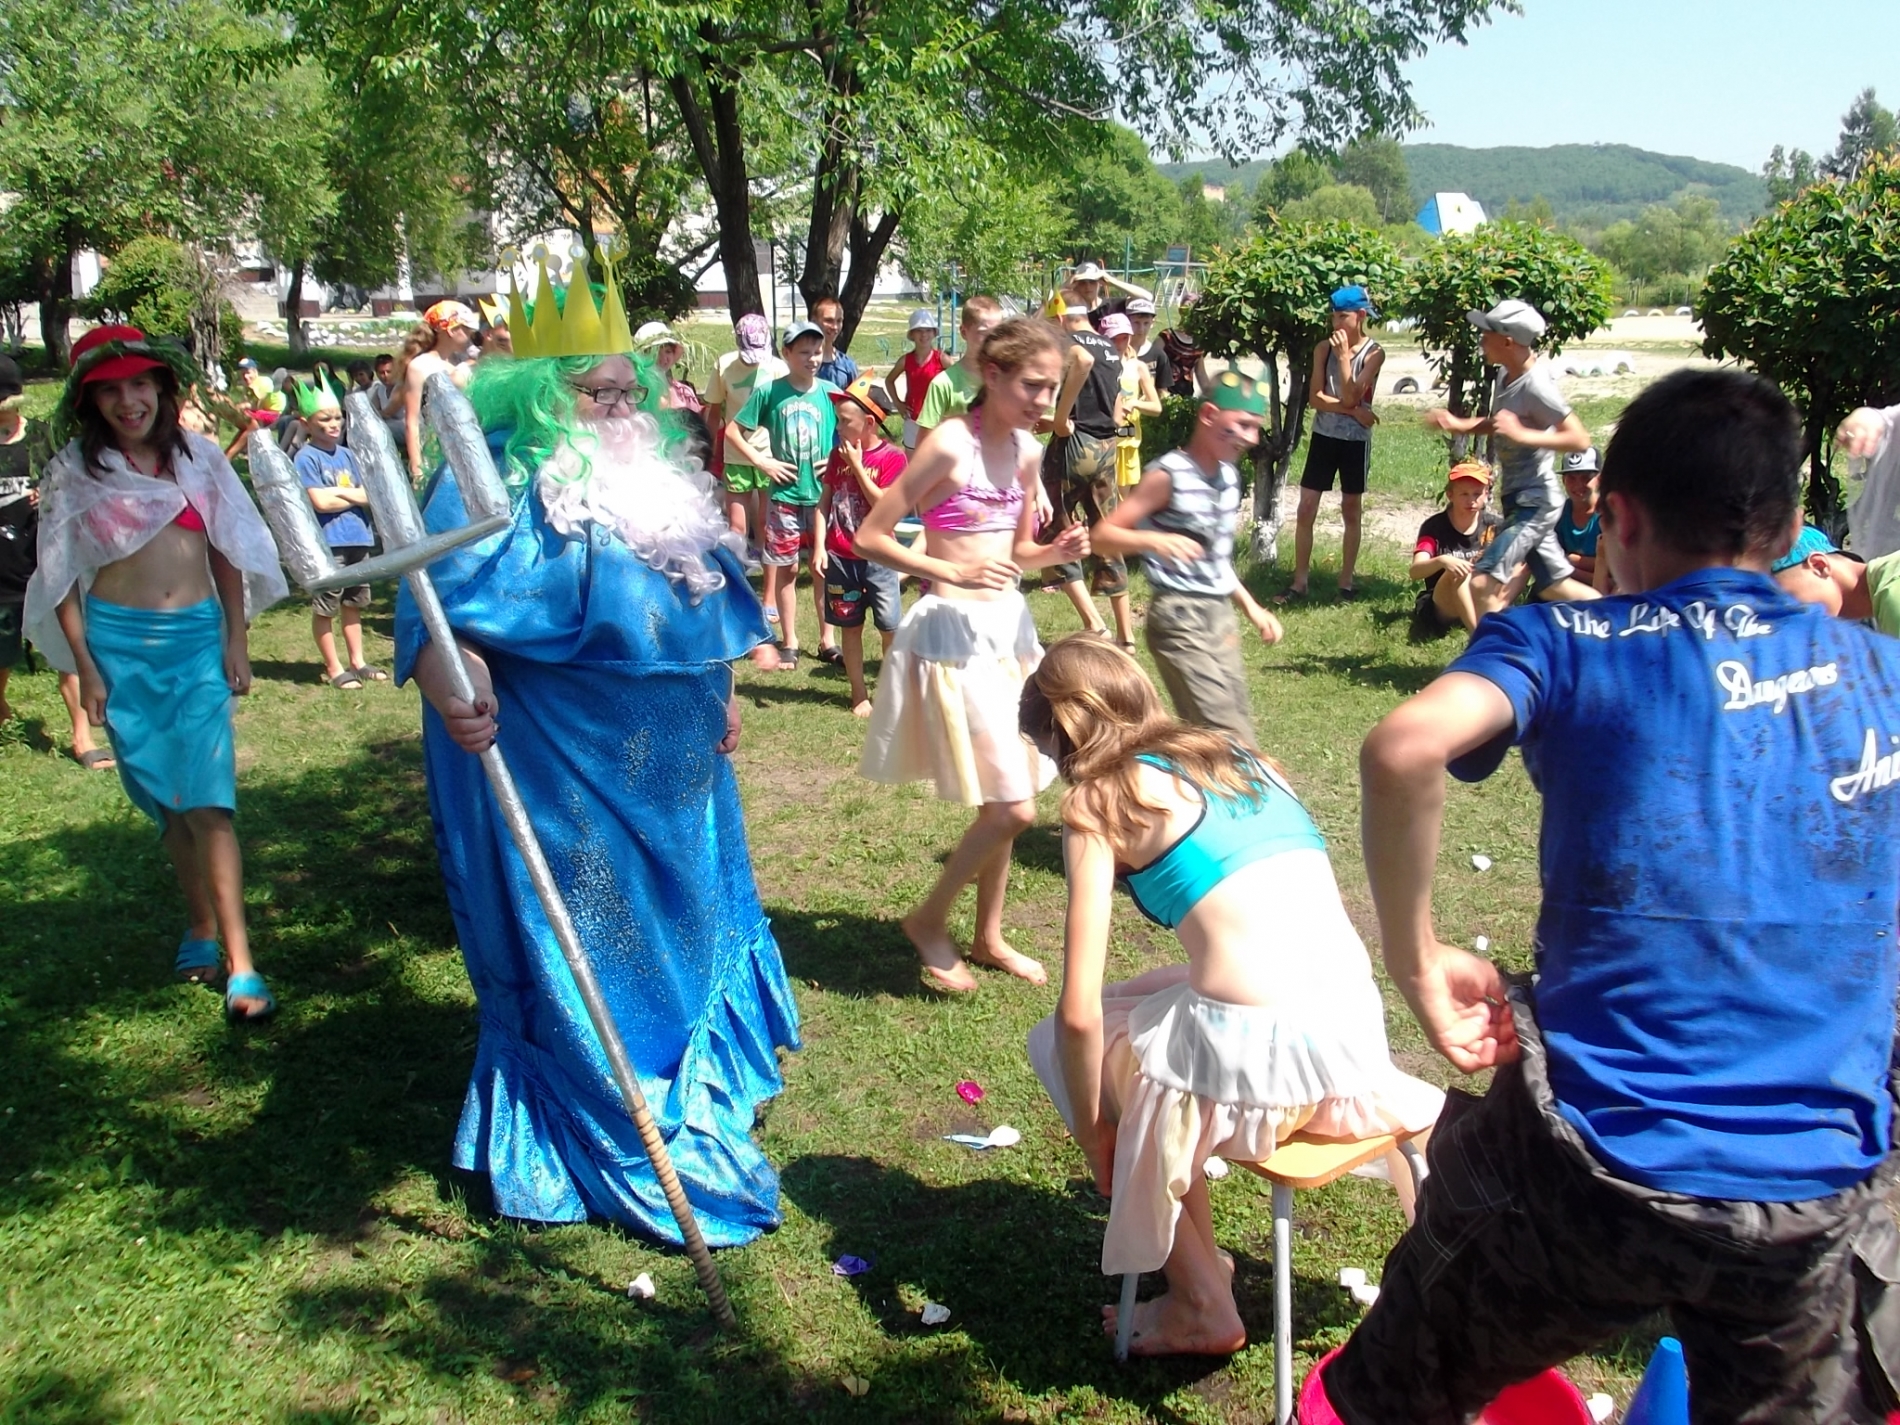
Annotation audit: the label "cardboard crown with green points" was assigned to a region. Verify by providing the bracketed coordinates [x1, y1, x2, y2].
[1208, 364, 1268, 416]
[292, 364, 346, 418]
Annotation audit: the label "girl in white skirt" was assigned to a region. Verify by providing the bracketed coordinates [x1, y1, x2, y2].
[1019, 636, 1443, 1356]
[855, 319, 1091, 992]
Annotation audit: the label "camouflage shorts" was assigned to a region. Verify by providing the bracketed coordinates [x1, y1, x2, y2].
[1041, 431, 1128, 596]
[1323, 987, 1900, 1425]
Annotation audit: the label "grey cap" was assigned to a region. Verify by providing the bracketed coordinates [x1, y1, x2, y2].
[1125, 296, 1157, 316]
[1072, 261, 1106, 281]
[783, 320, 824, 346]
[1467, 299, 1547, 346]
[1562, 448, 1600, 475]
[906, 308, 940, 332]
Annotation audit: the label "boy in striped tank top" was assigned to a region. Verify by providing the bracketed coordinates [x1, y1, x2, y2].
[1093, 367, 1284, 747]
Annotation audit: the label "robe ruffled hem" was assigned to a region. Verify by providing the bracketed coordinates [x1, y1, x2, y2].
[452, 911, 801, 1247]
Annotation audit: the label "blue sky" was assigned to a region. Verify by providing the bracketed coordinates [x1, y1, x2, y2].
[1399, 0, 1898, 169]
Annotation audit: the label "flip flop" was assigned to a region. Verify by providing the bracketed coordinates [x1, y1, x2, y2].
[1337, 586, 1360, 601]
[352, 664, 388, 682]
[225, 971, 277, 1024]
[329, 669, 364, 690]
[175, 934, 223, 985]
[816, 646, 844, 666]
[71, 747, 116, 770]
[1273, 588, 1308, 606]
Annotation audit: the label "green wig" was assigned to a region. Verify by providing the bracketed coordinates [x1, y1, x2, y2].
[464, 351, 675, 495]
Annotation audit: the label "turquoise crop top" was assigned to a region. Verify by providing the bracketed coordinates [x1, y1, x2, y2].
[1119, 754, 1327, 930]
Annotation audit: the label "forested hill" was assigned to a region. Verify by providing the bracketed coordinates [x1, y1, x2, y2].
[1162, 144, 1768, 227]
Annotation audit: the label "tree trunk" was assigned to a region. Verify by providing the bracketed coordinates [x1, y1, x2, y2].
[668, 60, 763, 320]
[40, 244, 75, 369]
[837, 208, 901, 348]
[285, 258, 308, 358]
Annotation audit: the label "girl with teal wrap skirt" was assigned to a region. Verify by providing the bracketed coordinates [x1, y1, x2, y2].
[25, 325, 289, 1021]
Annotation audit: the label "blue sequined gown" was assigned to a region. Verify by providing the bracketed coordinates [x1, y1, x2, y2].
[394, 450, 800, 1247]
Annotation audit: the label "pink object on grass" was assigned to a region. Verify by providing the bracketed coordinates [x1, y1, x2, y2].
[956, 1080, 985, 1104]
[1300, 1348, 1593, 1425]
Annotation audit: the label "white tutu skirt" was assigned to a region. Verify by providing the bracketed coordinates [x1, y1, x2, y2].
[858, 591, 1056, 806]
[1030, 964, 1445, 1275]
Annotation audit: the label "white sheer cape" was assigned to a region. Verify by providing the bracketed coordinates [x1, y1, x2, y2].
[24, 432, 288, 672]
[1848, 405, 1900, 559]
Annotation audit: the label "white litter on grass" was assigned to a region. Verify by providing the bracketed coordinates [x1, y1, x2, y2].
[920, 1302, 951, 1326]
[943, 1124, 1022, 1150]
[1203, 1156, 1230, 1180]
[1337, 1268, 1367, 1289]
[1587, 1393, 1615, 1423]
[1474, 935, 1490, 953]
[626, 1273, 655, 1300]
[1350, 1283, 1382, 1307]
[1471, 854, 1493, 871]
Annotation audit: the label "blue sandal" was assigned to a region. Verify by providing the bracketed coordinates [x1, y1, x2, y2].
[175, 934, 223, 985]
[224, 972, 277, 1024]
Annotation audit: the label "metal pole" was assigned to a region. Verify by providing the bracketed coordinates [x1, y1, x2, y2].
[406, 566, 738, 1328]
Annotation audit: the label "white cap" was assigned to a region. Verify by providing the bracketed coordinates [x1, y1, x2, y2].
[1072, 261, 1106, 281]
[907, 308, 940, 332]
[1466, 299, 1547, 347]
[632, 320, 679, 349]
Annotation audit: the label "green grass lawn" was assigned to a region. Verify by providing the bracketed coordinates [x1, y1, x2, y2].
[0, 478, 1673, 1423]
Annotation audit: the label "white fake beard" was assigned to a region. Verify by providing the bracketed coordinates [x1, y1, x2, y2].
[535, 413, 743, 600]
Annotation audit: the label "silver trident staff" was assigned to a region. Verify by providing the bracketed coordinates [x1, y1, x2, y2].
[248, 374, 737, 1328]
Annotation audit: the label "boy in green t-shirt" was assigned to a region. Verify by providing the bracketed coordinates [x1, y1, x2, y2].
[916, 295, 1003, 433]
[1772, 524, 1900, 635]
[725, 321, 839, 669]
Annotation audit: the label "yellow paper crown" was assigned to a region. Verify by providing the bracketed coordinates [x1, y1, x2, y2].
[502, 238, 635, 361]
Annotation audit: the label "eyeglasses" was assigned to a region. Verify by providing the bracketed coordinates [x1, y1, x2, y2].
[569, 383, 646, 409]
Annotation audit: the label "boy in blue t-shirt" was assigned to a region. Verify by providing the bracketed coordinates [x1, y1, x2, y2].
[292, 376, 380, 689]
[1326, 369, 1900, 1421]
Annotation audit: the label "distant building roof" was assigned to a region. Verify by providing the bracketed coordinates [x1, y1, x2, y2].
[1416, 192, 1487, 236]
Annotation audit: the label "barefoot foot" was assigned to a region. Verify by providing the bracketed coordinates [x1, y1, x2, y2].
[1102, 1292, 1246, 1357]
[902, 914, 978, 993]
[970, 938, 1047, 986]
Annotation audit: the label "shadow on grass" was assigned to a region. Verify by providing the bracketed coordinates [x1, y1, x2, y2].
[1277, 650, 1442, 697]
[0, 734, 477, 1241]
[781, 1152, 1349, 1420]
[0, 1369, 125, 1424]
[768, 906, 946, 1000]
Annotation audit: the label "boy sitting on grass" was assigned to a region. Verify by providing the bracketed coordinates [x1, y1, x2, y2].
[1327, 368, 1900, 1422]
[819, 378, 906, 715]
[725, 321, 838, 670]
[1408, 460, 1501, 639]
[293, 372, 381, 689]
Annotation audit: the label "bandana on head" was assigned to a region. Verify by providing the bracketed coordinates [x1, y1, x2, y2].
[51, 335, 204, 446]
[1208, 365, 1268, 416]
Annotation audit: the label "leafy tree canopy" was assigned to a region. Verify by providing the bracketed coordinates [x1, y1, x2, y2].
[1700, 153, 1900, 525]
[1336, 136, 1414, 224]
[1821, 88, 1899, 183]
[1399, 221, 1613, 418]
[1280, 183, 1383, 228]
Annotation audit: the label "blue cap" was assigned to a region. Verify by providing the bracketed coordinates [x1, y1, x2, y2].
[1771, 524, 1838, 573]
[1331, 285, 1377, 316]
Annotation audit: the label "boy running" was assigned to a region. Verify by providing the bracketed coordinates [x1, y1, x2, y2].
[1092, 367, 1284, 746]
[1424, 299, 1599, 615]
[1326, 368, 1900, 1421]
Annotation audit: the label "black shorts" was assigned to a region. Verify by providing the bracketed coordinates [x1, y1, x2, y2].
[823, 557, 901, 631]
[1300, 431, 1370, 496]
[311, 546, 373, 618]
[0, 602, 21, 667]
[1408, 585, 1457, 642]
[1322, 988, 1900, 1424]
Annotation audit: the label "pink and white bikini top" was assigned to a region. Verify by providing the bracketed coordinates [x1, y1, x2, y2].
[918, 410, 1029, 535]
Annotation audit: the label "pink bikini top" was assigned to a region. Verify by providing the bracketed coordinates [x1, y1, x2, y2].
[173, 502, 206, 533]
[919, 411, 1027, 535]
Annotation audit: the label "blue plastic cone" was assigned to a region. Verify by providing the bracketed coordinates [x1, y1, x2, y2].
[1624, 1337, 1689, 1425]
